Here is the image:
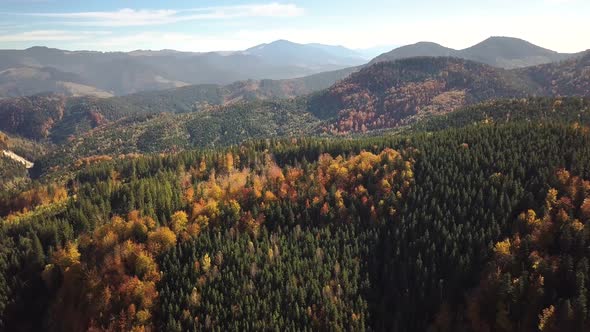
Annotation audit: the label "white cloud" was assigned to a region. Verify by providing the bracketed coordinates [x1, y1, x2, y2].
[6, 14, 587, 54]
[544, 0, 576, 3]
[25, 3, 304, 27]
[1, 3, 588, 54]
[71, 31, 272, 52]
[0, 30, 111, 42]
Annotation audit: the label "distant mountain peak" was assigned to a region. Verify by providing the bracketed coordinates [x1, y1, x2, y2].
[247, 39, 300, 50]
[412, 41, 446, 46]
[273, 39, 296, 44]
[26, 46, 50, 50]
[464, 36, 555, 51]
[371, 36, 573, 69]
[244, 40, 365, 68]
[370, 41, 454, 64]
[483, 36, 529, 42]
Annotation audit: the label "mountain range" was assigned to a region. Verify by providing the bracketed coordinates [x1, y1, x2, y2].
[0, 36, 586, 99]
[0, 41, 365, 98]
[372, 36, 584, 69]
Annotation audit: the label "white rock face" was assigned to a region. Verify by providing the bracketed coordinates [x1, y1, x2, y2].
[1, 150, 34, 169]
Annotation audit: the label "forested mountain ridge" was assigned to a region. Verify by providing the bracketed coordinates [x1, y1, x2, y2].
[306, 57, 537, 134]
[3, 54, 589, 177]
[0, 94, 69, 140]
[25, 96, 590, 194]
[0, 66, 358, 143]
[520, 51, 590, 96]
[31, 99, 319, 175]
[3, 53, 589, 144]
[307, 54, 590, 134]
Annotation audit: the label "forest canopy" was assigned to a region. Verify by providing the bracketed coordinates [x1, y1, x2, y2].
[2, 115, 590, 331]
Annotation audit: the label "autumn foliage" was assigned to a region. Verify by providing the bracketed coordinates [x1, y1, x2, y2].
[37, 147, 414, 331]
[46, 212, 168, 331]
[462, 170, 590, 332]
[0, 184, 68, 218]
[311, 57, 530, 134]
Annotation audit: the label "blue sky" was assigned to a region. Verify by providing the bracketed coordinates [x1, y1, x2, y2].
[0, 0, 588, 52]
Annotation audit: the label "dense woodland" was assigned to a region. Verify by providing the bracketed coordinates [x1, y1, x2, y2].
[2, 115, 590, 331]
[1, 52, 590, 331]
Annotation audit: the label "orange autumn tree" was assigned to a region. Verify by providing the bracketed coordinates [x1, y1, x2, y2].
[45, 211, 171, 332]
[179, 148, 414, 233]
[0, 132, 7, 149]
[1, 183, 68, 218]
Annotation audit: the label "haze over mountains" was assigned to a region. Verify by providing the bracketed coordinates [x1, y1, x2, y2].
[0, 36, 586, 99]
[0, 40, 366, 98]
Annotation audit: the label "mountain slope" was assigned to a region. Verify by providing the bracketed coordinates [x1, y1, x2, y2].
[519, 50, 590, 95]
[307, 56, 536, 133]
[413, 97, 590, 132]
[0, 65, 357, 142]
[33, 99, 318, 172]
[0, 95, 68, 140]
[0, 66, 112, 98]
[0, 131, 47, 192]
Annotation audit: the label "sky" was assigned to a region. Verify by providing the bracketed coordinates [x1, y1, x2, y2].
[0, 0, 588, 53]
